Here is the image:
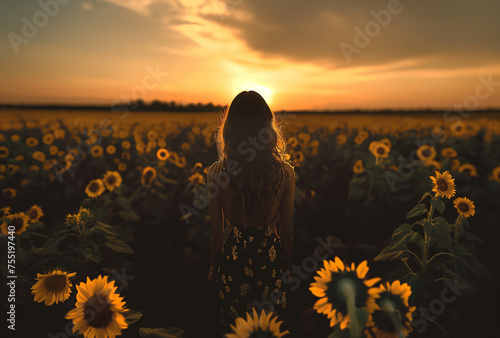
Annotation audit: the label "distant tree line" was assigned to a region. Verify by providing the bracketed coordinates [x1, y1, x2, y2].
[0, 99, 225, 112]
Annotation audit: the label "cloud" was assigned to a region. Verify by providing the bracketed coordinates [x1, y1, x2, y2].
[198, 0, 500, 69]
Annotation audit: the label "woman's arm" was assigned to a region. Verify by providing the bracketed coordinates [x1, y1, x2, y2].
[280, 163, 295, 271]
[208, 162, 224, 268]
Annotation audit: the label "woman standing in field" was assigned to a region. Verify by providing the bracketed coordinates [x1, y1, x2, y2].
[207, 90, 296, 334]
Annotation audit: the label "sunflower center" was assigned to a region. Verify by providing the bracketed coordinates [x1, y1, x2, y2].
[249, 331, 275, 338]
[145, 171, 153, 178]
[12, 217, 24, 231]
[458, 202, 469, 213]
[422, 149, 431, 157]
[107, 176, 117, 185]
[436, 178, 448, 191]
[4, 190, 13, 198]
[30, 210, 39, 219]
[0, 149, 6, 155]
[464, 168, 471, 174]
[43, 274, 67, 292]
[89, 182, 100, 193]
[84, 294, 113, 328]
[377, 147, 385, 155]
[455, 125, 462, 131]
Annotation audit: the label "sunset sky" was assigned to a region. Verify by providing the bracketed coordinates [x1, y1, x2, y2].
[1, 0, 499, 110]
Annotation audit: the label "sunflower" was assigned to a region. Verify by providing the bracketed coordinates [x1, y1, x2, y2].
[121, 140, 131, 150]
[181, 142, 190, 151]
[118, 162, 127, 172]
[453, 197, 475, 218]
[188, 172, 205, 186]
[106, 145, 116, 155]
[227, 308, 289, 338]
[0, 206, 11, 227]
[141, 166, 157, 185]
[33, 151, 46, 162]
[370, 142, 390, 159]
[451, 159, 461, 171]
[11, 134, 20, 142]
[288, 137, 299, 148]
[91, 145, 104, 157]
[354, 135, 365, 145]
[427, 160, 442, 170]
[26, 137, 39, 147]
[311, 139, 320, 147]
[365, 281, 416, 338]
[1, 212, 30, 235]
[441, 147, 457, 158]
[450, 121, 466, 137]
[157, 148, 170, 161]
[31, 269, 76, 306]
[458, 163, 478, 177]
[430, 171, 456, 199]
[103, 171, 122, 191]
[303, 188, 316, 201]
[65, 275, 128, 338]
[43, 133, 55, 145]
[54, 129, 65, 139]
[353, 159, 364, 173]
[337, 134, 347, 145]
[28, 205, 44, 223]
[49, 145, 59, 156]
[85, 179, 106, 198]
[309, 258, 381, 329]
[0, 146, 9, 158]
[2, 187, 16, 199]
[416, 145, 436, 163]
[491, 167, 500, 182]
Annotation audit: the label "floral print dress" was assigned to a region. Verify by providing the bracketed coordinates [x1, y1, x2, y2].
[215, 192, 287, 331]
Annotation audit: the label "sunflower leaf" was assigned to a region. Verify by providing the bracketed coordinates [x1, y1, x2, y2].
[451, 244, 490, 279]
[123, 309, 142, 325]
[138, 327, 187, 338]
[105, 235, 135, 254]
[406, 204, 427, 219]
[118, 210, 140, 222]
[428, 217, 451, 248]
[418, 191, 432, 203]
[430, 198, 445, 215]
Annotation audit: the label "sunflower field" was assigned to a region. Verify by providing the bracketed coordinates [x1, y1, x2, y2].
[0, 110, 499, 337]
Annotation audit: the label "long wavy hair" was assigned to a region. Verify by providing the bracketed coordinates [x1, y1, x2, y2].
[215, 90, 293, 217]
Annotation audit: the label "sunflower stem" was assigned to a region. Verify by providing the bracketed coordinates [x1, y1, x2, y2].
[454, 215, 462, 244]
[338, 279, 361, 338]
[422, 202, 435, 271]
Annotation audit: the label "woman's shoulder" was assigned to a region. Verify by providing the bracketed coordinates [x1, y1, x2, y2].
[207, 160, 224, 177]
[282, 161, 296, 183]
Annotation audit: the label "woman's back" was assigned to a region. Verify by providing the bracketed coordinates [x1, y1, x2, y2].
[214, 159, 288, 232]
[209, 159, 294, 333]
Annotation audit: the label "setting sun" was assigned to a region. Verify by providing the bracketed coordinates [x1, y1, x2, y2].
[233, 81, 273, 105]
